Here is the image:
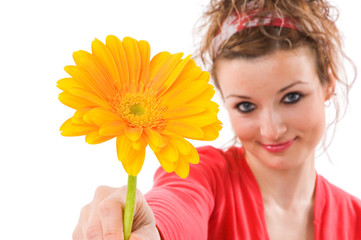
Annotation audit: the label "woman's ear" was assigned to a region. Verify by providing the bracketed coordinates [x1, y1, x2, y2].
[325, 67, 336, 101]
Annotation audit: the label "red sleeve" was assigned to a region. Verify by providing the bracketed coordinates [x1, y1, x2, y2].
[144, 146, 222, 240]
[314, 175, 361, 239]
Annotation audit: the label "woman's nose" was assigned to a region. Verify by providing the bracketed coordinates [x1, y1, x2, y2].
[259, 109, 287, 141]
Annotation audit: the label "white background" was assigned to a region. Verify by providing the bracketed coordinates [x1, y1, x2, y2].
[0, 0, 360, 239]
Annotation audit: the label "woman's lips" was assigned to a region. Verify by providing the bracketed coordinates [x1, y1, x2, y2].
[261, 138, 297, 153]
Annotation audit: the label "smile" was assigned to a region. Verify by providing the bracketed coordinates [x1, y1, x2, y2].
[260, 138, 297, 153]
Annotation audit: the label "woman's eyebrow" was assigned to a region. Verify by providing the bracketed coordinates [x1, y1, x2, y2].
[225, 94, 251, 100]
[225, 81, 307, 99]
[279, 81, 306, 93]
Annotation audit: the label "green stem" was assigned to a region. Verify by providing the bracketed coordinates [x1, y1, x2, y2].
[123, 175, 137, 240]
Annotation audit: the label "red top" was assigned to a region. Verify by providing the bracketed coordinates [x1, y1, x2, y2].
[145, 146, 361, 239]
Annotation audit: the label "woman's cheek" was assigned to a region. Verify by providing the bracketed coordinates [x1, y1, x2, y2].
[228, 112, 258, 142]
[285, 97, 326, 134]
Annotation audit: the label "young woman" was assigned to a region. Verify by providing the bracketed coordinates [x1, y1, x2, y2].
[72, 0, 361, 239]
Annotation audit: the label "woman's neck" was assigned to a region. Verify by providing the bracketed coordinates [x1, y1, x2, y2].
[245, 152, 317, 210]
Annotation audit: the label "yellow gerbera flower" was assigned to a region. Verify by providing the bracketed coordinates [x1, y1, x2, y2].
[58, 35, 222, 178]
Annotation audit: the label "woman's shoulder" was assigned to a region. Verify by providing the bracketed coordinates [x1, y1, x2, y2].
[315, 175, 361, 238]
[196, 145, 245, 172]
[197, 145, 245, 163]
[316, 174, 361, 214]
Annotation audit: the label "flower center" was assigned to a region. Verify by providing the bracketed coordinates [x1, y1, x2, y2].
[114, 92, 167, 129]
[129, 104, 145, 116]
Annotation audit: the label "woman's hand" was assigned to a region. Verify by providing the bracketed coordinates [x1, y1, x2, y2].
[73, 186, 161, 240]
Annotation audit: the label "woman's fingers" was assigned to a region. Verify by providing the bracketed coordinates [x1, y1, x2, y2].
[73, 203, 92, 240]
[72, 207, 85, 240]
[98, 194, 125, 240]
[97, 186, 159, 240]
[94, 186, 125, 240]
[130, 224, 161, 240]
[73, 185, 160, 240]
[84, 202, 103, 240]
[73, 185, 116, 240]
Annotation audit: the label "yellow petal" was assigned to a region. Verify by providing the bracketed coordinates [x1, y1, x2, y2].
[64, 65, 106, 99]
[116, 134, 142, 163]
[173, 80, 209, 105]
[60, 118, 97, 136]
[157, 158, 177, 173]
[164, 105, 207, 119]
[85, 131, 114, 144]
[161, 80, 209, 108]
[122, 37, 141, 86]
[155, 141, 178, 162]
[99, 120, 127, 136]
[195, 70, 212, 82]
[117, 135, 145, 176]
[160, 61, 210, 104]
[189, 83, 215, 103]
[175, 157, 190, 179]
[84, 108, 121, 126]
[186, 143, 200, 164]
[214, 120, 223, 131]
[132, 136, 147, 151]
[149, 53, 183, 90]
[153, 143, 178, 173]
[164, 120, 204, 140]
[200, 121, 223, 141]
[116, 134, 134, 163]
[66, 88, 112, 110]
[57, 78, 84, 91]
[126, 127, 143, 142]
[157, 54, 192, 97]
[122, 149, 145, 176]
[165, 134, 191, 155]
[173, 81, 215, 104]
[208, 100, 220, 112]
[148, 52, 171, 82]
[72, 50, 115, 96]
[106, 35, 130, 89]
[146, 139, 161, 153]
[59, 92, 96, 110]
[144, 128, 166, 148]
[174, 111, 218, 127]
[92, 38, 120, 85]
[165, 58, 203, 91]
[71, 108, 92, 125]
[138, 40, 151, 88]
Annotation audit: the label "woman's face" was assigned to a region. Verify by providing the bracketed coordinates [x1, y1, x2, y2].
[217, 47, 332, 170]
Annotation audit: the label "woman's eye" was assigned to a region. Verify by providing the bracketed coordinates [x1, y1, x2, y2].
[236, 102, 256, 113]
[283, 92, 303, 104]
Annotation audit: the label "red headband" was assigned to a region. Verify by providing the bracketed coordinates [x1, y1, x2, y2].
[213, 12, 299, 56]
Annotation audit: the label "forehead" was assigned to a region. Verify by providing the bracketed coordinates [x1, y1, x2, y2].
[215, 47, 318, 92]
